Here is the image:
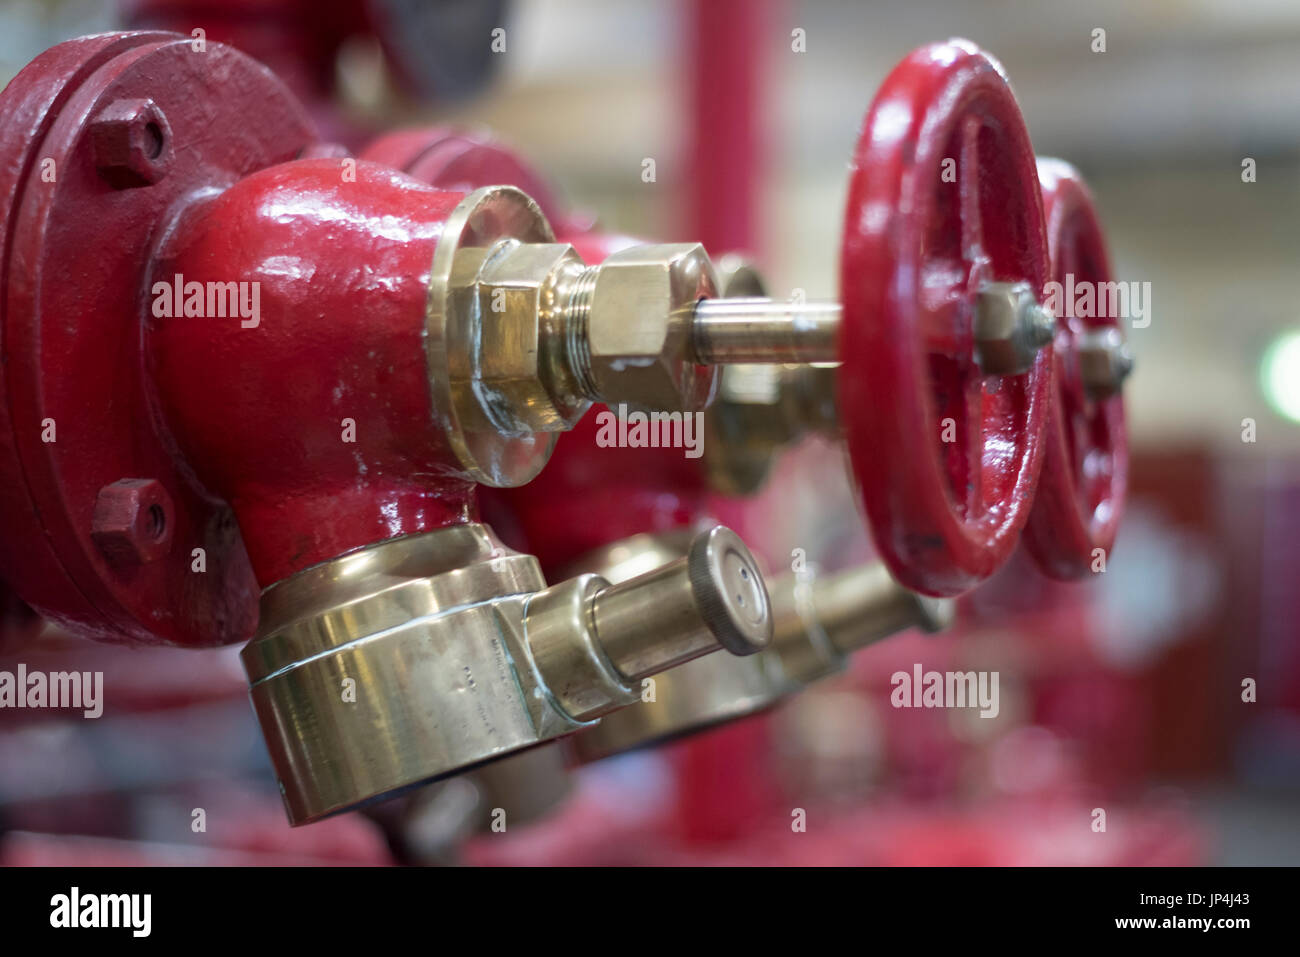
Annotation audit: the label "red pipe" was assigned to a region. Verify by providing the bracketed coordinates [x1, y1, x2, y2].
[687, 0, 769, 256]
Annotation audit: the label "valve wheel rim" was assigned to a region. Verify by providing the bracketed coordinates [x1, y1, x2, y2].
[839, 39, 1052, 597]
[1023, 158, 1128, 579]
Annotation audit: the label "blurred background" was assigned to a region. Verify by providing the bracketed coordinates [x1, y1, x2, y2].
[0, 0, 1297, 865]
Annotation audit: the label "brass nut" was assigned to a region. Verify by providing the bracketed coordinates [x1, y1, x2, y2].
[974, 281, 1056, 376]
[472, 241, 590, 432]
[1077, 326, 1134, 399]
[89, 98, 174, 188]
[90, 479, 175, 565]
[586, 243, 719, 412]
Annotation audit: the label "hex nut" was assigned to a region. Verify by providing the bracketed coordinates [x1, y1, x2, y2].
[91, 479, 175, 565]
[973, 281, 1056, 376]
[585, 243, 720, 412]
[1077, 326, 1134, 399]
[90, 98, 174, 188]
[471, 240, 590, 432]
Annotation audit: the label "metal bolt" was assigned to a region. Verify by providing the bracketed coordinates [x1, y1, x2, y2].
[90, 479, 175, 565]
[89, 98, 174, 188]
[1077, 327, 1134, 399]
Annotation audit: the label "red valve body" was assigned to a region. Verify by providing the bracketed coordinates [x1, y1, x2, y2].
[148, 159, 478, 586]
[0, 33, 487, 644]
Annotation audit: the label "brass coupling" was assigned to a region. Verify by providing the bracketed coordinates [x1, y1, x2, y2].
[242, 523, 770, 824]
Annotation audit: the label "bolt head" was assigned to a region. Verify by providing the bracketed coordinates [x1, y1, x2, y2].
[587, 243, 719, 412]
[91, 479, 175, 565]
[90, 98, 173, 188]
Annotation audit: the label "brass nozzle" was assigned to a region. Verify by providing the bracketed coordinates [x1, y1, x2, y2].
[524, 525, 772, 721]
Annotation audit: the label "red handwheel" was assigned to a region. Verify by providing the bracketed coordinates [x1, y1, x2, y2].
[1022, 159, 1128, 579]
[839, 40, 1053, 597]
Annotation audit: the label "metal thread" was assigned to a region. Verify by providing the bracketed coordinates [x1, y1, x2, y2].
[563, 265, 602, 400]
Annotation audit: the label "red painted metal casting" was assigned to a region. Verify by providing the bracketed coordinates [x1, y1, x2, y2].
[839, 39, 1052, 597]
[0, 32, 1097, 646]
[0, 32, 310, 645]
[1022, 159, 1127, 579]
[147, 159, 478, 586]
[0, 33, 483, 645]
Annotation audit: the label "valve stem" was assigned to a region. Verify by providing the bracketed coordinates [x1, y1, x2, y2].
[692, 298, 842, 364]
[688, 280, 1059, 374]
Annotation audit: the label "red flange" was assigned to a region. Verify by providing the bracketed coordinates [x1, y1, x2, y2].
[0, 34, 501, 644]
[839, 39, 1052, 597]
[0, 33, 314, 644]
[1022, 159, 1127, 579]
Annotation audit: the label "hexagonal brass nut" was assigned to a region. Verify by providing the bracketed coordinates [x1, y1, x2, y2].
[974, 281, 1055, 376]
[90, 98, 174, 188]
[91, 479, 175, 565]
[1077, 326, 1133, 399]
[586, 243, 719, 412]
[471, 241, 590, 432]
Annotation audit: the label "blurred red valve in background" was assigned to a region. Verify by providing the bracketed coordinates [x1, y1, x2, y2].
[1023, 159, 1129, 580]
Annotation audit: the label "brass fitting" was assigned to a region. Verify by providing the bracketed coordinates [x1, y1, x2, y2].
[578, 243, 719, 412]
[242, 523, 770, 824]
[432, 189, 722, 485]
[429, 189, 1063, 489]
[703, 257, 842, 494]
[1076, 326, 1134, 399]
[567, 532, 955, 763]
[768, 561, 955, 685]
[973, 280, 1059, 375]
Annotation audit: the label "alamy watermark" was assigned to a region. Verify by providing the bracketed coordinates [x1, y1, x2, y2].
[594, 403, 704, 459]
[151, 273, 260, 328]
[0, 665, 103, 718]
[1042, 273, 1151, 329]
[891, 663, 999, 718]
[50, 887, 150, 937]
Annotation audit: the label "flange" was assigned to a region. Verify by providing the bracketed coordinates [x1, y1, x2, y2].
[1022, 158, 1128, 579]
[839, 39, 1052, 597]
[0, 32, 315, 644]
